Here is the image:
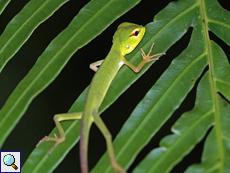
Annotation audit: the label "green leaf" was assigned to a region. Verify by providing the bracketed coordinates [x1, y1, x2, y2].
[1, 0, 230, 172]
[131, 0, 230, 172]
[185, 37, 230, 173]
[0, 0, 142, 172]
[133, 72, 214, 173]
[92, 2, 208, 171]
[0, 0, 10, 14]
[0, 0, 141, 149]
[0, 0, 69, 72]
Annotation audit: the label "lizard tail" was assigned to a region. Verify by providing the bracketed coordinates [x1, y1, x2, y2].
[80, 119, 92, 173]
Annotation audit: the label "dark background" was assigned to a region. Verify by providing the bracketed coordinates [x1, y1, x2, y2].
[0, 0, 229, 172]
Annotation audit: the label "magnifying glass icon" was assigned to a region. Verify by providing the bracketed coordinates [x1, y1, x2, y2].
[3, 154, 18, 170]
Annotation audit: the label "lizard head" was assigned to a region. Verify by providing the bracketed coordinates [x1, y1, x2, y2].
[113, 22, 145, 56]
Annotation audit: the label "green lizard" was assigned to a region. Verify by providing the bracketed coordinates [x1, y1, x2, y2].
[37, 22, 165, 173]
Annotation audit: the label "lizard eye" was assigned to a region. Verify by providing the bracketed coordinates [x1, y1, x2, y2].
[129, 29, 140, 37]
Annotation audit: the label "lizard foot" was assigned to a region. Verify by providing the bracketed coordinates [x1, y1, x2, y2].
[36, 134, 65, 155]
[141, 42, 166, 62]
[111, 161, 127, 173]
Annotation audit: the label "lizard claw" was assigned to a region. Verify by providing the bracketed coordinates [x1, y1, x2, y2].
[141, 42, 166, 62]
[36, 134, 65, 155]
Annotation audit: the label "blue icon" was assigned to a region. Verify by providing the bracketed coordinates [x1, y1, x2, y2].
[3, 154, 18, 170]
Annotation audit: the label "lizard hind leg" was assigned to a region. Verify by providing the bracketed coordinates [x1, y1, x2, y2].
[36, 112, 83, 155]
[93, 113, 126, 173]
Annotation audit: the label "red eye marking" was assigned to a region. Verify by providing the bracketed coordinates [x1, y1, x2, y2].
[129, 29, 140, 37]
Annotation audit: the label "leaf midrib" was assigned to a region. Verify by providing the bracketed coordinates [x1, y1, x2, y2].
[199, 0, 224, 171]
